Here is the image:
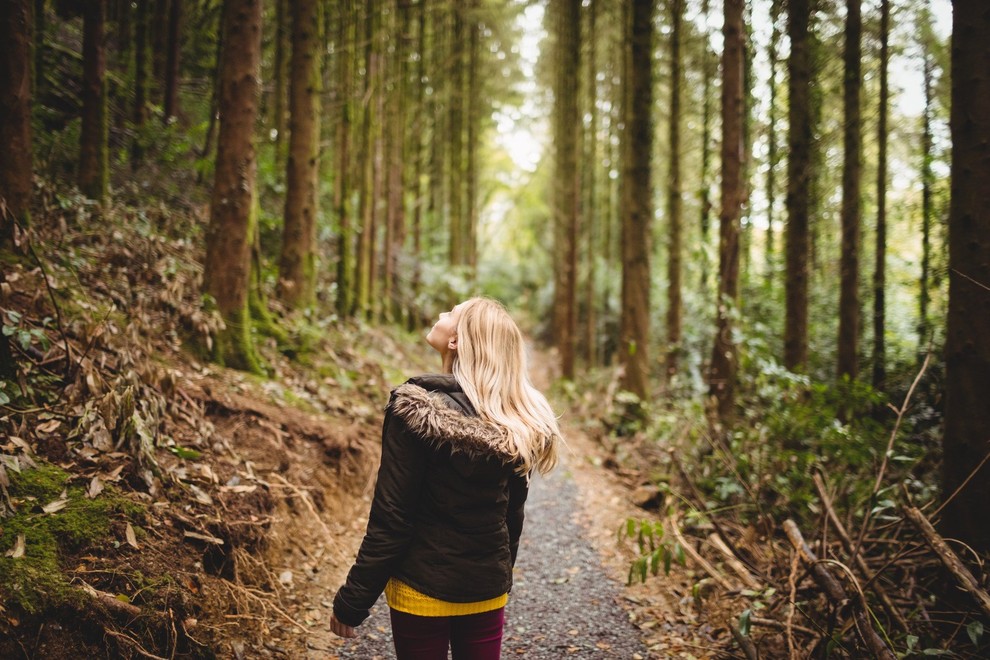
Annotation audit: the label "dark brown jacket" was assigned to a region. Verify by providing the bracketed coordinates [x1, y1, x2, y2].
[333, 374, 530, 627]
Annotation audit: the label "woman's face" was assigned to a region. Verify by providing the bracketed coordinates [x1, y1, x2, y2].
[426, 303, 462, 354]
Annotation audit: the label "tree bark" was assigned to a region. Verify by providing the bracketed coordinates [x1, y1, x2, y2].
[277, 0, 321, 310]
[708, 0, 744, 425]
[765, 0, 781, 284]
[334, 0, 354, 318]
[202, 0, 262, 373]
[698, 0, 714, 293]
[582, 0, 598, 366]
[872, 0, 890, 389]
[920, 24, 935, 354]
[664, 0, 684, 384]
[619, 0, 654, 399]
[80, 0, 108, 203]
[942, 0, 990, 553]
[353, 0, 377, 318]
[784, 0, 813, 371]
[0, 0, 33, 241]
[162, 0, 181, 121]
[838, 0, 862, 381]
[273, 0, 290, 169]
[131, 0, 151, 167]
[554, 0, 580, 379]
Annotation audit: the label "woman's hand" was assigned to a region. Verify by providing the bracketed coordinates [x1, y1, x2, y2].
[330, 613, 357, 638]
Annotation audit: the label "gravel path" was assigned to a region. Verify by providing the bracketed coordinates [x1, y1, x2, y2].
[333, 457, 648, 659]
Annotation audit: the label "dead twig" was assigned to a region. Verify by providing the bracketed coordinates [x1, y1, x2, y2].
[903, 506, 990, 622]
[851, 353, 929, 565]
[708, 532, 761, 591]
[667, 515, 734, 591]
[783, 519, 897, 660]
[814, 473, 910, 634]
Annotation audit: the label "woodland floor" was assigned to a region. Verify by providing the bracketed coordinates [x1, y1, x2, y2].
[1, 203, 735, 659]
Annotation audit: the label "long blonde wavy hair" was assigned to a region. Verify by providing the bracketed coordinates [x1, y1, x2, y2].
[451, 298, 561, 475]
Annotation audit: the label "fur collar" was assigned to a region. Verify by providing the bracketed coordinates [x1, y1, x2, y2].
[388, 382, 518, 463]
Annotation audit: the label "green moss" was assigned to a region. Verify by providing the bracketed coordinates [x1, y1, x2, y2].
[0, 463, 146, 614]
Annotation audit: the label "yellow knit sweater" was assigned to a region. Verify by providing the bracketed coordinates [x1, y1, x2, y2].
[385, 578, 508, 617]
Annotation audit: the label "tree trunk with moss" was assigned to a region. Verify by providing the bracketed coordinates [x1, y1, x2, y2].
[619, 0, 654, 399]
[334, 0, 354, 318]
[80, 0, 109, 203]
[277, 0, 321, 310]
[0, 0, 34, 242]
[202, 0, 262, 373]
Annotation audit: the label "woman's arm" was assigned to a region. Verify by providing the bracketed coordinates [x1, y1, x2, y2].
[332, 406, 427, 628]
[506, 470, 529, 567]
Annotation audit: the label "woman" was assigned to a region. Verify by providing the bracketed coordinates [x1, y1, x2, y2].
[330, 297, 562, 659]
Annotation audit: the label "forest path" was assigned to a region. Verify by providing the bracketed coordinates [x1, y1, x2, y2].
[278, 345, 717, 659]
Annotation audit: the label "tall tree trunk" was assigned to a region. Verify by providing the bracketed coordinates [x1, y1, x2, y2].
[920, 31, 934, 353]
[583, 0, 598, 366]
[872, 0, 890, 389]
[202, 0, 262, 372]
[766, 0, 781, 285]
[409, 0, 428, 327]
[131, 0, 151, 167]
[942, 0, 990, 554]
[80, 0, 109, 203]
[784, 0, 813, 371]
[163, 0, 181, 121]
[664, 0, 684, 385]
[554, 0, 580, 379]
[837, 0, 862, 381]
[699, 0, 714, 293]
[619, 0, 654, 399]
[334, 0, 354, 318]
[353, 0, 376, 318]
[383, 0, 405, 321]
[277, 0, 321, 310]
[708, 0, 744, 425]
[152, 0, 168, 94]
[34, 0, 44, 94]
[273, 0, 290, 169]
[448, 6, 465, 267]
[0, 0, 33, 242]
[465, 2, 480, 273]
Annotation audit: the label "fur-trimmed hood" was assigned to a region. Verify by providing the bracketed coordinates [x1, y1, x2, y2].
[388, 379, 519, 464]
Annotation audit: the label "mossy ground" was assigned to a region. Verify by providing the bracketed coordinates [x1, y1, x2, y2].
[0, 463, 146, 614]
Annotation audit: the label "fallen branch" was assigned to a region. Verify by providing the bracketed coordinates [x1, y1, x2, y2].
[903, 506, 990, 622]
[79, 581, 142, 619]
[814, 474, 909, 634]
[667, 515, 734, 591]
[708, 532, 761, 591]
[729, 618, 760, 660]
[783, 519, 897, 660]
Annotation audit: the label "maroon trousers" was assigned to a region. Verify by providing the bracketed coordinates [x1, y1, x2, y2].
[389, 607, 505, 660]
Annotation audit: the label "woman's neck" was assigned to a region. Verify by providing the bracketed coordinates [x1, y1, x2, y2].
[441, 352, 455, 374]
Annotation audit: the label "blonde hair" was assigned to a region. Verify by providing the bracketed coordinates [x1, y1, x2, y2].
[451, 297, 561, 475]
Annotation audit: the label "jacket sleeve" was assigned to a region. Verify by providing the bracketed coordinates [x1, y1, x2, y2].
[333, 402, 427, 627]
[506, 470, 529, 567]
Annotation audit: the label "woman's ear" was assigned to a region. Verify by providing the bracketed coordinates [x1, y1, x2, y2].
[448, 334, 458, 351]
